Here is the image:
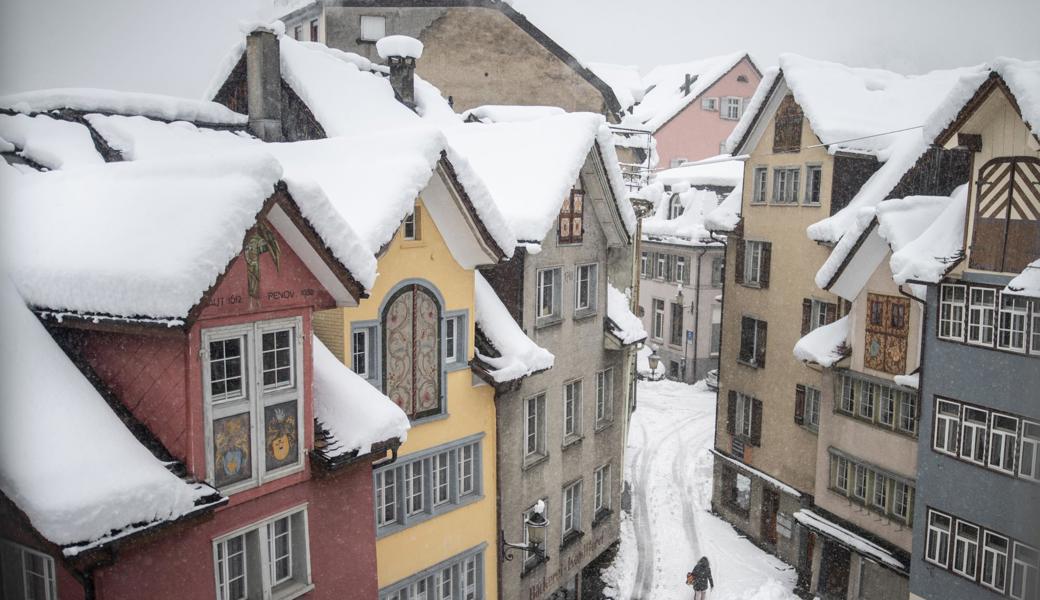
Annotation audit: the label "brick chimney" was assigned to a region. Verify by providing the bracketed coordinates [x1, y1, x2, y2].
[681, 73, 697, 95]
[376, 35, 425, 111]
[246, 28, 283, 142]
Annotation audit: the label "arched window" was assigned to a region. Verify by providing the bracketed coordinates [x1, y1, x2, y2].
[383, 284, 442, 419]
[970, 156, 1040, 273]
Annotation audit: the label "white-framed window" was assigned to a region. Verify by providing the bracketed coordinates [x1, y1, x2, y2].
[926, 510, 953, 567]
[656, 254, 667, 279]
[293, 25, 302, 40]
[751, 166, 768, 204]
[1020, 420, 1040, 482]
[536, 268, 561, 321]
[701, 97, 718, 111]
[575, 263, 598, 312]
[1011, 542, 1039, 600]
[459, 443, 476, 496]
[998, 294, 1029, 352]
[879, 386, 896, 426]
[669, 195, 684, 219]
[939, 284, 967, 341]
[0, 540, 57, 600]
[967, 287, 997, 346]
[360, 15, 386, 42]
[379, 547, 485, 600]
[989, 413, 1019, 475]
[406, 460, 425, 516]
[1032, 305, 1040, 354]
[872, 472, 888, 510]
[892, 481, 912, 522]
[809, 298, 832, 332]
[352, 329, 369, 377]
[524, 393, 546, 460]
[443, 313, 467, 368]
[402, 209, 419, 241]
[432, 452, 451, 507]
[982, 531, 1010, 593]
[722, 96, 742, 120]
[735, 392, 754, 438]
[562, 480, 582, 536]
[675, 256, 686, 283]
[309, 19, 319, 42]
[852, 464, 868, 500]
[899, 390, 918, 435]
[839, 375, 856, 414]
[213, 507, 310, 600]
[771, 167, 800, 204]
[203, 318, 304, 494]
[859, 382, 876, 420]
[744, 240, 765, 285]
[596, 368, 613, 424]
[640, 252, 649, 277]
[652, 298, 665, 340]
[804, 386, 821, 429]
[953, 520, 980, 579]
[594, 464, 610, 514]
[804, 164, 823, 204]
[834, 455, 849, 492]
[375, 469, 397, 527]
[934, 399, 961, 455]
[564, 379, 582, 439]
[960, 406, 989, 465]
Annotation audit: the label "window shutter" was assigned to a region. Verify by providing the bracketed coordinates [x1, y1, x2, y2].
[739, 317, 754, 363]
[824, 302, 838, 325]
[727, 391, 737, 435]
[801, 299, 812, 335]
[751, 398, 763, 445]
[735, 241, 746, 285]
[759, 242, 772, 288]
[755, 320, 767, 367]
[794, 385, 806, 425]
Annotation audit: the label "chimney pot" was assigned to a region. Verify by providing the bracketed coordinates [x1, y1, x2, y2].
[377, 35, 424, 111]
[246, 29, 284, 142]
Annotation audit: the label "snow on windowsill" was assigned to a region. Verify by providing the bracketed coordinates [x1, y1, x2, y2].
[474, 272, 554, 383]
[708, 449, 802, 498]
[1004, 259, 1040, 299]
[793, 316, 850, 367]
[607, 284, 647, 346]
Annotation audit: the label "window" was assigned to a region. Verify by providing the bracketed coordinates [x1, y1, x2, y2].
[771, 167, 800, 204]
[804, 165, 822, 204]
[558, 188, 584, 244]
[214, 508, 310, 600]
[741, 240, 769, 286]
[656, 254, 667, 279]
[383, 284, 443, 419]
[375, 439, 481, 533]
[652, 299, 665, 340]
[669, 195, 685, 219]
[939, 284, 967, 341]
[0, 541, 56, 600]
[899, 389, 917, 434]
[953, 520, 980, 579]
[967, 287, 997, 346]
[934, 399, 960, 455]
[839, 376, 856, 414]
[926, 510, 953, 567]
[722, 96, 742, 120]
[360, 15, 386, 42]
[403, 208, 420, 240]
[982, 532, 1010, 593]
[893, 481, 912, 522]
[751, 166, 768, 204]
[738, 316, 767, 367]
[852, 464, 868, 500]
[1021, 421, 1040, 481]
[669, 302, 684, 346]
[834, 374, 920, 435]
[562, 481, 582, 537]
[735, 392, 754, 438]
[799, 386, 821, 429]
[834, 456, 849, 492]
[379, 547, 485, 600]
[640, 252, 649, 277]
[734, 472, 751, 511]
[564, 380, 582, 440]
[1011, 542, 1039, 600]
[594, 464, 610, 514]
[536, 268, 561, 322]
[960, 406, 989, 465]
[1033, 306, 1040, 354]
[309, 19, 319, 41]
[989, 413, 1019, 474]
[878, 386, 895, 426]
[803, 298, 836, 334]
[352, 328, 370, 378]
[668, 360, 681, 379]
[575, 264, 598, 313]
[967, 156, 1040, 274]
[872, 473, 888, 510]
[711, 256, 724, 286]
[293, 25, 302, 40]
[444, 314, 466, 367]
[675, 256, 686, 283]
[204, 319, 303, 493]
[710, 322, 721, 356]
[596, 369, 613, 424]
[524, 393, 546, 460]
[998, 294, 1029, 352]
[702, 97, 718, 111]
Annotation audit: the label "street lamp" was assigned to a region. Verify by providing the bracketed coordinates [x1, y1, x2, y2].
[647, 346, 662, 380]
[501, 500, 549, 562]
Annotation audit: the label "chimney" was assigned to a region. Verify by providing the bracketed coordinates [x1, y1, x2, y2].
[246, 28, 283, 142]
[681, 73, 697, 95]
[376, 35, 425, 111]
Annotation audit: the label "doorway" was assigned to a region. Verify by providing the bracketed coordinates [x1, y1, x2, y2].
[761, 488, 780, 546]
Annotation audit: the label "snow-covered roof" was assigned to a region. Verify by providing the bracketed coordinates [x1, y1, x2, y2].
[444, 112, 636, 243]
[704, 182, 743, 233]
[0, 281, 219, 554]
[1005, 259, 1040, 299]
[893, 373, 920, 390]
[312, 335, 409, 457]
[376, 35, 424, 60]
[462, 105, 565, 124]
[587, 62, 644, 111]
[926, 58, 1040, 143]
[0, 88, 247, 125]
[632, 52, 752, 131]
[709, 448, 802, 498]
[724, 67, 780, 155]
[0, 113, 105, 170]
[793, 316, 850, 367]
[641, 185, 723, 246]
[607, 284, 647, 346]
[474, 272, 554, 382]
[794, 510, 906, 572]
[654, 155, 744, 188]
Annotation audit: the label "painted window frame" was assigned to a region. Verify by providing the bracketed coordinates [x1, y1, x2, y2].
[804, 164, 823, 205]
[967, 287, 997, 346]
[443, 310, 469, 371]
[524, 393, 547, 463]
[594, 464, 611, 516]
[939, 284, 967, 341]
[1010, 542, 1039, 600]
[351, 321, 381, 387]
[804, 386, 821, 430]
[982, 531, 1010, 594]
[829, 449, 915, 524]
[750, 166, 768, 204]
[640, 252, 649, 277]
[701, 97, 718, 111]
[952, 519, 981, 579]
[721, 96, 742, 120]
[212, 505, 312, 600]
[998, 294, 1030, 352]
[835, 372, 918, 437]
[0, 540, 57, 600]
[735, 392, 754, 438]
[379, 545, 486, 600]
[1020, 420, 1040, 482]
[743, 241, 765, 285]
[669, 301, 684, 347]
[675, 256, 687, 283]
[402, 207, 420, 241]
[934, 398, 961, 456]
[925, 509, 953, 568]
[574, 263, 599, 316]
[652, 298, 665, 340]
[989, 413, 1019, 475]
[535, 267, 562, 325]
[960, 405, 989, 466]
[771, 167, 800, 204]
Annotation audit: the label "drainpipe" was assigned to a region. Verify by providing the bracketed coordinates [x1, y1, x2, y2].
[690, 247, 707, 382]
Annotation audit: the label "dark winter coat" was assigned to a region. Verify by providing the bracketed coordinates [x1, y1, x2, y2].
[690, 557, 714, 591]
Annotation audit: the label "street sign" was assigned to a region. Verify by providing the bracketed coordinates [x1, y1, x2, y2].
[686, 330, 694, 342]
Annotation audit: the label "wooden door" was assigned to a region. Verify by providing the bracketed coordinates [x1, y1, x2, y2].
[761, 488, 780, 546]
[970, 157, 1040, 273]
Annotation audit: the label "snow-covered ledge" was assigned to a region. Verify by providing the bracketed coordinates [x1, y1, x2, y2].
[793, 316, 850, 367]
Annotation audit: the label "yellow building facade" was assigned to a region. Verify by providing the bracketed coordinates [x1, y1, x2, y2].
[316, 197, 499, 599]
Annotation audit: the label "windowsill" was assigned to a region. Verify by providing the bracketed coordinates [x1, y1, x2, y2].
[399, 240, 427, 249]
[736, 359, 762, 369]
[445, 361, 470, 373]
[557, 240, 584, 247]
[739, 282, 762, 289]
[573, 308, 598, 321]
[594, 419, 614, 434]
[562, 435, 584, 450]
[275, 582, 315, 600]
[534, 316, 563, 330]
[827, 487, 911, 526]
[376, 492, 485, 539]
[768, 201, 800, 206]
[833, 409, 919, 440]
[802, 202, 822, 207]
[592, 507, 613, 528]
[522, 453, 549, 472]
[520, 554, 549, 578]
[560, 530, 585, 551]
[410, 411, 450, 427]
[798, 423, 819, 435]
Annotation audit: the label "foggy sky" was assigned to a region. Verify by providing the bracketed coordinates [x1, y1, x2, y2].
[1, 0, 1038, 98]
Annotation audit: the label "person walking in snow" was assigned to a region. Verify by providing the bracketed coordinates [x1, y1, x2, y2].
[686, 556, 714, 599]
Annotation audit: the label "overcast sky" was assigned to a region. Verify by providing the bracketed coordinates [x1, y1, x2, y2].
[1, 0, 1038, 97]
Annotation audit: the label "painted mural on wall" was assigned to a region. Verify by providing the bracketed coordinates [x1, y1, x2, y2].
[214, 413, 252, 487]
[383, 284, 441, 419]
[265, 401, 299, 471]
[245, 220, 282, 300]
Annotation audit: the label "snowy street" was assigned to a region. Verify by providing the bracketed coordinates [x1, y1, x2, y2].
[601, 380, 799, 600]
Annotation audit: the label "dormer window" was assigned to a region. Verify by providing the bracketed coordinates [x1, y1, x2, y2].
[968, 156, 1040, 273]
[669, 195, 684, 219]
[360, 15, 386, 42]
[403, 207, 420, 241]
[558, 188, 584, 245]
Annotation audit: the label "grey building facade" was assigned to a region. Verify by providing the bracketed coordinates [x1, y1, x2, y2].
[478, 151, 637, 600]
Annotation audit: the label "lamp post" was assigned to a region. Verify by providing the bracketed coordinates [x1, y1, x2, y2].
[501, 500, 549, 562]
[647, 346, 662, 380]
